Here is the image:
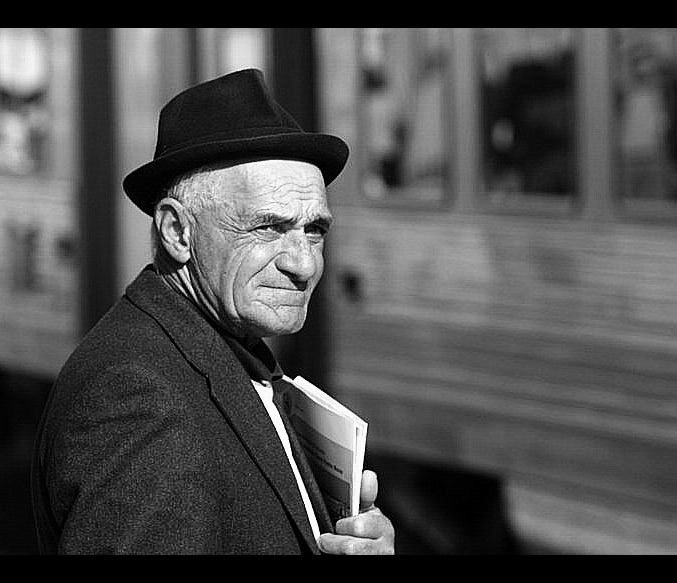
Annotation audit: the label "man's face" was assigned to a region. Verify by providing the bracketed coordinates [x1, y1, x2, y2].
[188, 159, 332, 339]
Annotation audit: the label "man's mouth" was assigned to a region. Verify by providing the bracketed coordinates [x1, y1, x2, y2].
[261, 283, 308, 292]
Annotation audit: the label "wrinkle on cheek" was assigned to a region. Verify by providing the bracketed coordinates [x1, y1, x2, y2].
[250, 300, 286, 319]
[214, 215, 248, 238]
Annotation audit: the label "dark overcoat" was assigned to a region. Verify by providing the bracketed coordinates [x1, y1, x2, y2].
[31, 266, 331, 554]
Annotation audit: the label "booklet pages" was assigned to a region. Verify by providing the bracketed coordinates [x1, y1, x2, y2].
[281, 375, 368, 523]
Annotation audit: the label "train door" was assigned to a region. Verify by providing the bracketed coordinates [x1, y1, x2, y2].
[0, 28, 80, 377]
[114, 27, 273, 294]
[0, 28, 81, 553]
[316, 28, 677, 554]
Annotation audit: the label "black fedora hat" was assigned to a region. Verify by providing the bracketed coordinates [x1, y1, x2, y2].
[123, 68, 349, 216]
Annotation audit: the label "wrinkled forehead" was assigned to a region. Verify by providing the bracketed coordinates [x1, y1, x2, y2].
[235, 159, 326, 189]
[218, 159, 329, 214]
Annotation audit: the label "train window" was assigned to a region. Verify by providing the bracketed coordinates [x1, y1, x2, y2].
[198, 28, 271, 81]
[357, 28, 451, 205]
[614, 28, 677, 214]
[215, 28, 269, 74]
[0, 28, 50, 177]
[479, 28, 577, 212]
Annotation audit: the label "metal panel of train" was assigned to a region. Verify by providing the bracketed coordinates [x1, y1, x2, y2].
[316, 28, 677, 554]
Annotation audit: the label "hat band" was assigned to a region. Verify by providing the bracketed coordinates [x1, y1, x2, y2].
[156, 125, 304, 158]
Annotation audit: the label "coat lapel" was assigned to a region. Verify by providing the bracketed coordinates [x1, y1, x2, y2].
[206, 355, 322, 552]
[125, 266, 321, 553]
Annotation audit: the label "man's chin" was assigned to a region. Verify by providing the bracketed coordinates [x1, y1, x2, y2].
[248, 311, 307, 338]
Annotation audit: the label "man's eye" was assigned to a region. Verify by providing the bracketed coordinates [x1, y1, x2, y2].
[253, 224, 285, 235]
[305, 224, 328, 241]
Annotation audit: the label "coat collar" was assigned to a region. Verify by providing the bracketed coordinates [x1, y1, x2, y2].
[124, 265, 323, 553]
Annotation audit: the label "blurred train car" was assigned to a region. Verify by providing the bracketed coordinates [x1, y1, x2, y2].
[1, 27, 677, 554]
[316, 28, 677, 555]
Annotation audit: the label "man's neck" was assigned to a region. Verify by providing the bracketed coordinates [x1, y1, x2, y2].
[153, 253, 258, 348]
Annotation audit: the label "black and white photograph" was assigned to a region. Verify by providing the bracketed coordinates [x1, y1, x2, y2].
[1, 27, 677, 555]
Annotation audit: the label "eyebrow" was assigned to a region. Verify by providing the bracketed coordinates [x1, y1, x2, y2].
[251, 211, 333, 229]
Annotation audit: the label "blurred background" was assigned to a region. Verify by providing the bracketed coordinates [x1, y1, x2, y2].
[2, 27, 677, 555]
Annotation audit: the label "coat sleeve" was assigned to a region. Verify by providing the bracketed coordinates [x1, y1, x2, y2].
[45, 364, 229, 554]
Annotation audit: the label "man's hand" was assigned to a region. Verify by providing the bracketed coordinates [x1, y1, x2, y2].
[317, 470, 395, 555]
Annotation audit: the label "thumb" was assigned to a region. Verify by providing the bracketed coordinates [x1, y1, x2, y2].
[359, 469, 378, 512]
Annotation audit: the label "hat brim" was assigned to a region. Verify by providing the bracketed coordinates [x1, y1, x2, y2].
[122, 132, 349, 216]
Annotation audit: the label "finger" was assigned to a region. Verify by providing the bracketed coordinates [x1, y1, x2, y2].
[318, 532, 389, 555]
[335, 507, 386, 538]
[325, 508, 396, 555]
[360, 469, 378, 511]
[318, 533, 364, 555]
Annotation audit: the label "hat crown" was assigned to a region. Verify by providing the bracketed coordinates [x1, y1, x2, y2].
[122, 67, 349, 216]
[155, 69, 302, 158]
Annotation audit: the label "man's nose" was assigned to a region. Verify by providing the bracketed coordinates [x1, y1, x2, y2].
[275, 232, 319, 282]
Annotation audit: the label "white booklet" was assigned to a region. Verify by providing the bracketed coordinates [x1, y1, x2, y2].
[281, 375, 368, 523]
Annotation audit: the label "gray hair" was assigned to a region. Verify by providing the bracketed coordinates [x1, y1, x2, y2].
[150, 161, 245, 259]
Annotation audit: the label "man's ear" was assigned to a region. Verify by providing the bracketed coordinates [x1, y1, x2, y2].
[154, 198, 192, 264]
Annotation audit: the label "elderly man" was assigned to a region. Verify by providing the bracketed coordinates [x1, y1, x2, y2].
[31, 69, 394, 555]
